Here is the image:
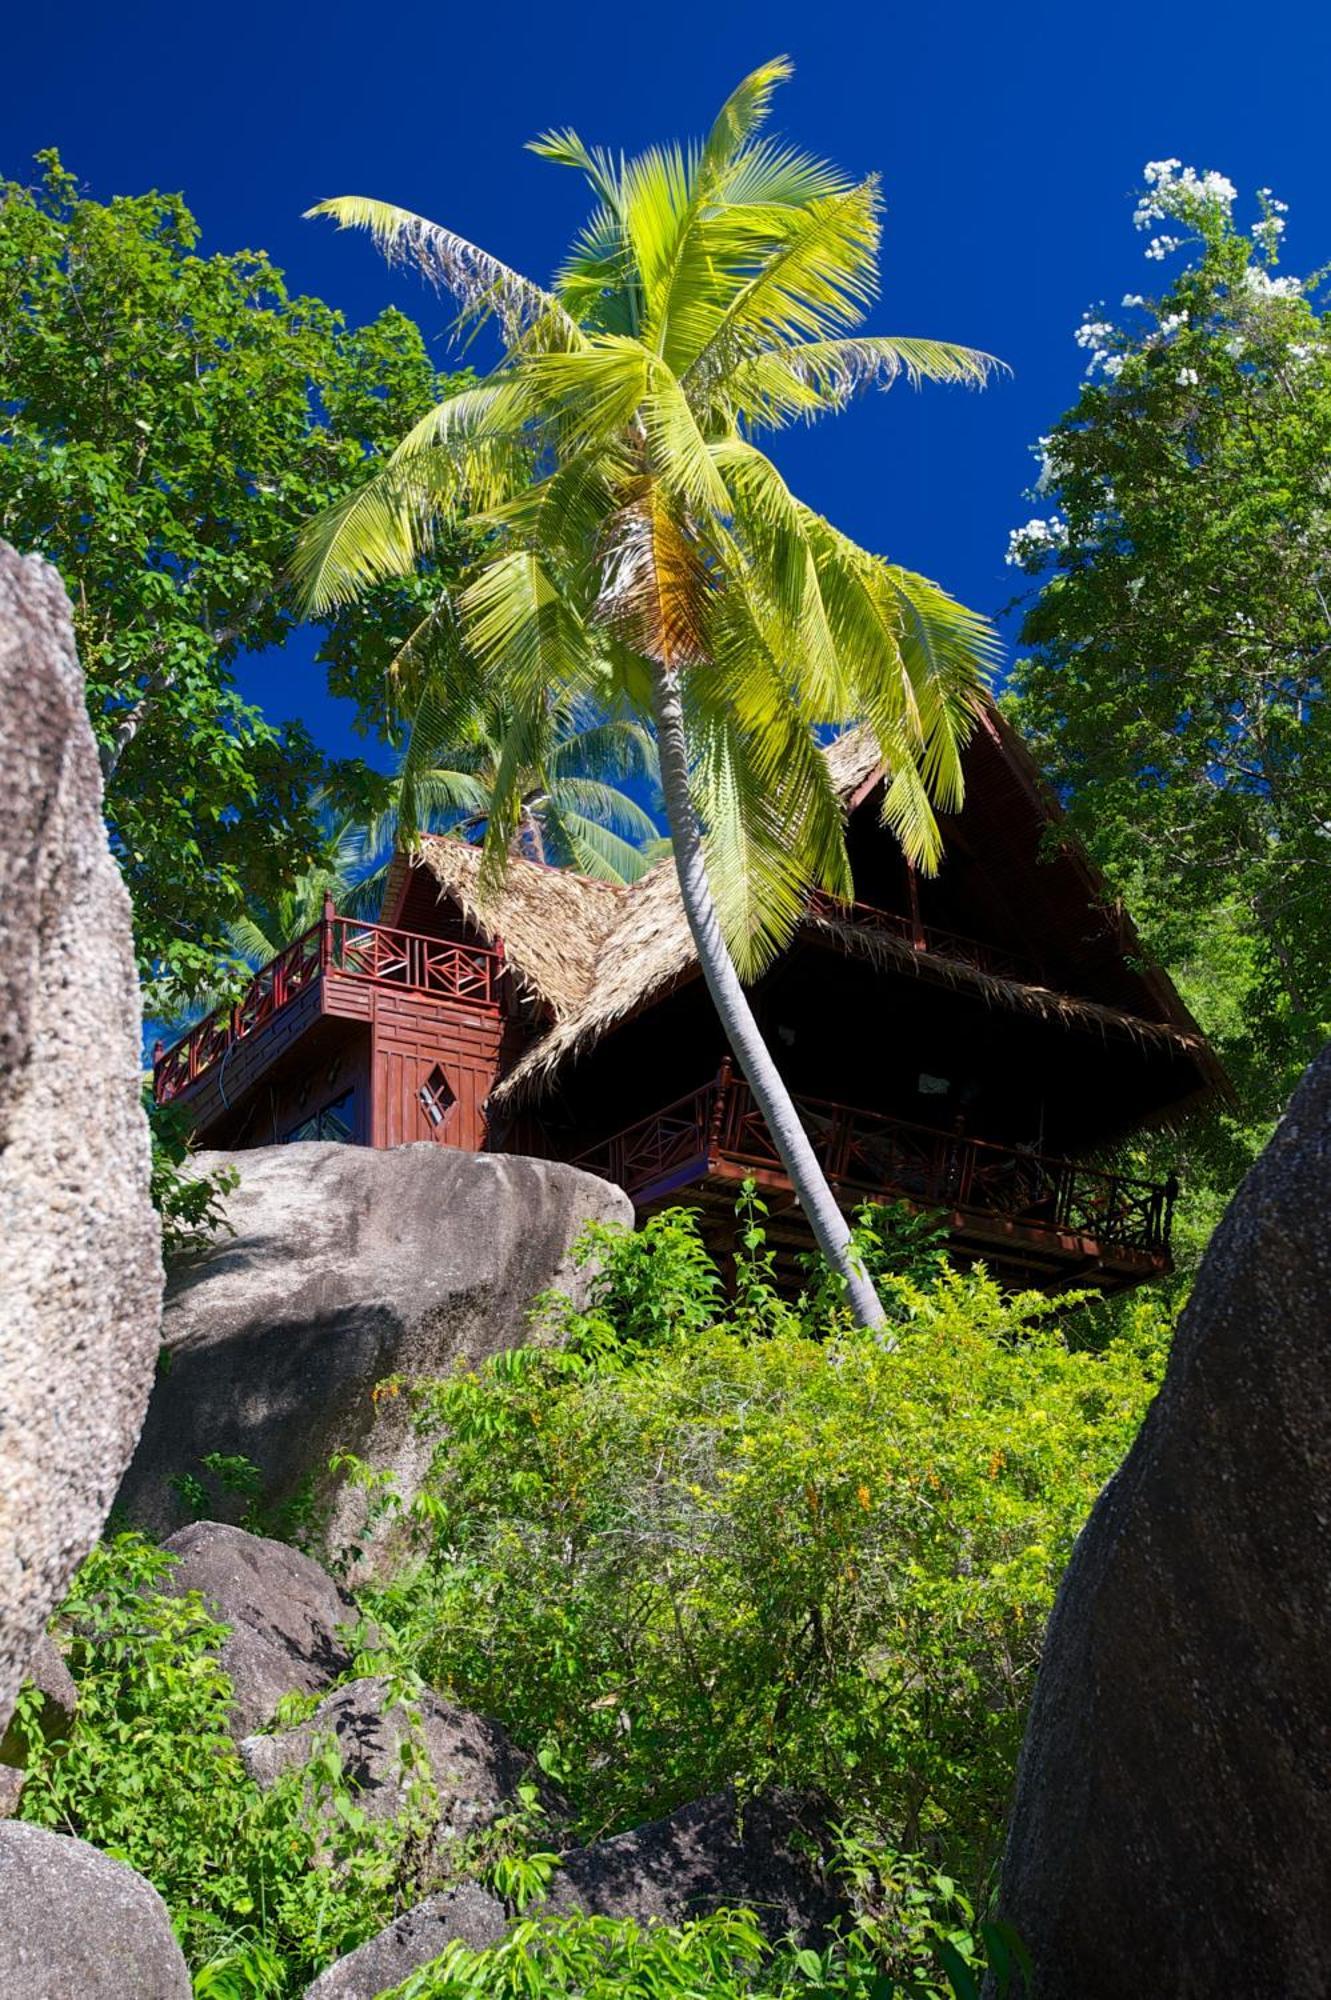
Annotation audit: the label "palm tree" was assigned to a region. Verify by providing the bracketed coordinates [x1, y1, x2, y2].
[372, 691, 661, 883]
[294, 58, 1003, 1329]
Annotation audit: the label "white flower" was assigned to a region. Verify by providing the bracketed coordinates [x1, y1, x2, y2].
[1074, 313, 1122, 377]
[1134, 160, 1237, 232]
[1005, 516, 1068, 568]
[1158, 312, 1189, 339]
[1031, 434, 1062, 494]
[1176, 366, 1199, 387]
[1144, 234, 1183, 262]
[1121, 293, 1145, 309]
[1242, 267, 1303, 299]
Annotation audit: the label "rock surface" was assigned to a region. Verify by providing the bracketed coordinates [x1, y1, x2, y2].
[116, 1143, 631, 1557]
[303, 1884, 508, 1999]
[549, 1790, 847, 1946]
[160, 1520, 358, 1736]
[0, 542, 163, 1732]
[242, 1676, 542, 1856]
[0, 1821, 191, 1997]
[995, 1046, 1331, 1998]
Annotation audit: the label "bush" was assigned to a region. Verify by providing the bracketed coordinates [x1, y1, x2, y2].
[357, 1206, 1164, 1886]
[12, 1534, 429, 1995]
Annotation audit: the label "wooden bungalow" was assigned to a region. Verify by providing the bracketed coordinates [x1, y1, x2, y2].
[154, 710, 1224, 1295]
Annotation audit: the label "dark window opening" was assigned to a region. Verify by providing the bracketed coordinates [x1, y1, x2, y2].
[284, 1088, 357, 1145]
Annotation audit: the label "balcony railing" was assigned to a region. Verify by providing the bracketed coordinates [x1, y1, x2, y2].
[805, 891, 1030, 982]
[153, 905, 502, 1106]
[572, 1067, 1176, 1263]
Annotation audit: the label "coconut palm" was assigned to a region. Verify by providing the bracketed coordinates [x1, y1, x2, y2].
[294, 58, 1003, 1328]
[371, 691, 661, 882]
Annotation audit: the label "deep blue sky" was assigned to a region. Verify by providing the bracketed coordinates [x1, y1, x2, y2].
[8, 0, 1330, 765]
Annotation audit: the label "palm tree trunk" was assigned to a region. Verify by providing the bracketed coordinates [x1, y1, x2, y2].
[651, 667, 887, 1332]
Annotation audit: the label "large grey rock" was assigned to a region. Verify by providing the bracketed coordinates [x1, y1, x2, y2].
[995, 1047, 1331, 1998]
[304, 1883, 508, 1999]
[241, 1676, 542, 1858]
[0, 1821, 191, 1997]
[0, 543, 163, 1732]
[116, 1143, 630, 1558]
[549, 1790, 847, 1946]
[160, 1521, 357, 1736]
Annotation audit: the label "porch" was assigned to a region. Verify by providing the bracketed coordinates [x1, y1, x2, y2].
[571, 1064, 1178, 1294]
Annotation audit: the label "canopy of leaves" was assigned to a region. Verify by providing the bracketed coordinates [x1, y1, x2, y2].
[0, 152, 464, 1011]
[295, 61, 1003, 974]
[1006, 164, 1331, 1203]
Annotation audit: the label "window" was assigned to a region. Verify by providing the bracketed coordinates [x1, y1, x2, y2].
[283, 1088, 357, 1145]
[418, 1064, 456, 1130]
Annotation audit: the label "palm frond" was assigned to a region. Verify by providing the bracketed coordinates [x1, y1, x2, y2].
[544, 803, 656, 883]
[699, 57, 793, 182]
[550, 776, 660, 842]
[305, 196, 581, 348]
[547, 717, 659, 784]
[680, 180, 883, 385]
[291, 464, 429, 612]
[461, 549, 597, 709]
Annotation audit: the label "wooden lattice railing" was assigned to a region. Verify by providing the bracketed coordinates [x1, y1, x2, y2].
[153, 905, 501, 1105]
[573, 1068, 1177, 1260]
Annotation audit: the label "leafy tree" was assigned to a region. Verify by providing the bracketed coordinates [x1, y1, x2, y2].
[1005, 161, 1331, 1194]
[0, 151, 461, 1013]
[295, 59, 1002, 1327]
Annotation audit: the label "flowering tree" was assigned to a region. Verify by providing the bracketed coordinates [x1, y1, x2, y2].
[1006, 161, 1331, 1163]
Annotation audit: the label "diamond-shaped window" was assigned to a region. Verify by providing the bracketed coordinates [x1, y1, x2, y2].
[418, 1063, 456, 1130]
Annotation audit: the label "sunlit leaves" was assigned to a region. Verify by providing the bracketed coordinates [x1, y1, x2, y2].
[299, 59, 1000, 964]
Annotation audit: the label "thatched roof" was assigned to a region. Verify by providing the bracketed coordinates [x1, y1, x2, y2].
[395, 718, 1221, 1111]
[403, 836, 629, 1019]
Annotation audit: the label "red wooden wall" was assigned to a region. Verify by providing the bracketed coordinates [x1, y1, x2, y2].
[368, 986, 506, 1150]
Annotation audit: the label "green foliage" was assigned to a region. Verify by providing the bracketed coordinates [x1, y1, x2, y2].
[364, 694, 663, 889]
[357, 1208, 1162, 1885]
[295, 62, 1003, 976]
[1006, 161, 1331, 1243]
[377, 1903, 1023, 2000]
[13, 1535, 427, 1993]
[0, 151, 462, 1013]
[148, 1094, 238, 1259]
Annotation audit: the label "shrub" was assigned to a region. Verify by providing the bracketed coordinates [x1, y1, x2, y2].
[358, 1207, 1164, 1886]
[13, 1534, 428, 1994]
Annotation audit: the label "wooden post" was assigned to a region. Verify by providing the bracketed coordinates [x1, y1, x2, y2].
[709, 1060, 733, 1167]
[905, 861, 926, 951]
[321, 890, 335, 973]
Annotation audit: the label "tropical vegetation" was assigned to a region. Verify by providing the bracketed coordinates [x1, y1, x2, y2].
[17, 1202, 1158, 1996]
[294, 59, 1003, 1325]
[0, 151, 455, 1020]
[1006, 159, 1331, 1266]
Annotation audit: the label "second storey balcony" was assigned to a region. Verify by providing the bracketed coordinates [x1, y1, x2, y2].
[153, 903, 505, 1118]
[570, 1064, 1179, 1296]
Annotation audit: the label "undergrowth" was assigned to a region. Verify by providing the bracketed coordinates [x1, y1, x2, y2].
[11, 1196, 1167, 1996]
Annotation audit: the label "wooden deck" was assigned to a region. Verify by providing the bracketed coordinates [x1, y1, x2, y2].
[571, 1065, 1177, 1294]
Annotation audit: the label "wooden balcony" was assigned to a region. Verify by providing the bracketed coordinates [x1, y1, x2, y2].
[571, 1065, 1178, 1294]
[154, 908, 503, 1108]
